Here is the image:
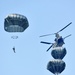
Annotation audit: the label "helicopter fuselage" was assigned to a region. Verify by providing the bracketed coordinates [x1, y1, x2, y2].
[53, 36, 65, 48]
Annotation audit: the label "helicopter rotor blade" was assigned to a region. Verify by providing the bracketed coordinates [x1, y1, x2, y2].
[40, 41, 53, 44]
[39, 33, 55, 37]
[46, 44, 54, 52]
[40, 22, 72, 37]
[57, 22, 72, 33]
[63, 34, 71, 39]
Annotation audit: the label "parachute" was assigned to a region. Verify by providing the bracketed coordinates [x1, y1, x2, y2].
[4, 13, 29, 32]
[47, 47, 66, 75]
[47, 59, 66, 75]
[51, 47, 67, 59]
[4, 13, 29, 39]
[4, 14, 29, 52]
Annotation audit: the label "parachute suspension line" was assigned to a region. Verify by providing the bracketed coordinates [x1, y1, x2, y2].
[55, 73, 56, 75]
[55, 73, 58, 75]
[53, 63, 56, 75]
[11, 37, 16, 53]
[11, 36, 18, 39]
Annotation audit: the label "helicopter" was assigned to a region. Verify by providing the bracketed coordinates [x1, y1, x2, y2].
[40, 22, 72, 52]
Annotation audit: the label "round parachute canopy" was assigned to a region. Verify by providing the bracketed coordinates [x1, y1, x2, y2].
[47, 59, 66, 74]
[51, 47, 67, 59]
[4, 14, 29, 32]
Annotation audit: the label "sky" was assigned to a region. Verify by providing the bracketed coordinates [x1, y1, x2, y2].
[0, 0, 75, 75]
